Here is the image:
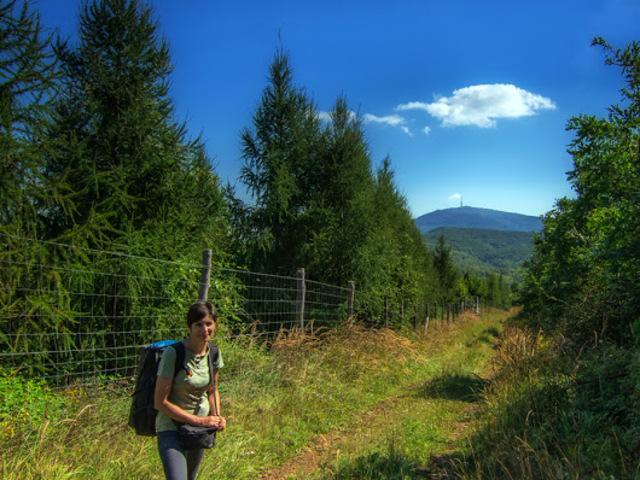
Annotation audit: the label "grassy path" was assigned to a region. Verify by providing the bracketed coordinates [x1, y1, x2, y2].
[253, 311, 507, 480]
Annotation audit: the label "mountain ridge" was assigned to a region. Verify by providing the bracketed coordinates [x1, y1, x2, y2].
[414, 206, 543, 233]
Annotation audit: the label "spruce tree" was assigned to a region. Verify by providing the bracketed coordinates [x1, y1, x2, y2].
[0, 0, 59, 236]
[304, 95, 374, 285]
[433, 232, 459, 303]
[43, 0, 226, 258]
[238, 47, 322, 275]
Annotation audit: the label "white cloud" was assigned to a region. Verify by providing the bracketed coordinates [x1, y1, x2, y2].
[449, 193, 462, 201]
[317, 111, 332, 123]
[364, 113, 405, 127]
[423, 126, 431, 136]
[396, 84, 556, 128]
[363, 113, 412, 136]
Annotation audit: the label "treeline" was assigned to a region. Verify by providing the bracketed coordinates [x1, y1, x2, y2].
[0, 0, 493, 339]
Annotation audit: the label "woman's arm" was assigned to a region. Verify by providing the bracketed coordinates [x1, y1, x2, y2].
[207, 370, 226, 430]
[154, 376, 219, 427]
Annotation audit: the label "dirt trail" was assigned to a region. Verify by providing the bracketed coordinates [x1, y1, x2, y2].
[257, 389, 476, 480]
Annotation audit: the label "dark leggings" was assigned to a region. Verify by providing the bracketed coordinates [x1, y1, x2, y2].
[157, 431, 205, 480]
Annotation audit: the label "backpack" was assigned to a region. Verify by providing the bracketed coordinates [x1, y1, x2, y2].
[128, 340, 219, 436]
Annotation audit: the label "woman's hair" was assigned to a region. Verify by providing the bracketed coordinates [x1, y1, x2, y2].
[186, 300, 217, 327]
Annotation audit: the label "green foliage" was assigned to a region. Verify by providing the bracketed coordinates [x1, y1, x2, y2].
[236, 47, 322, 275]
[0, 367, 80, 444]
[234, 49, 440, 324]
[0, 0, 239, 376]
[433, 232, 458, 303]
[521, 38, 640, 345]
[0, 0, 60, 237]
[423, 227, 535, 278]
[301, 95, 374, 287]
[43, 0, 229, 262]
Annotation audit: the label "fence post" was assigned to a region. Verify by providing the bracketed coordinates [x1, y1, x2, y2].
[348, 281, 356, 322]
[198, 249, 212, 301]
[476, 296, 480, 316]
[424, 303, 430, 333]
[296, 268, 306, 330]
[384, 296, 389, 328]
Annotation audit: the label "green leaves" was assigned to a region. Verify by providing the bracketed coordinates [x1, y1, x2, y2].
[523, 39, 640, 345]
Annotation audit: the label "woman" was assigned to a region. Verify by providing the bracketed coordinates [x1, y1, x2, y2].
[154, 300, 226, 480]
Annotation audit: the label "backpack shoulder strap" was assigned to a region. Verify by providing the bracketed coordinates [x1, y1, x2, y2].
[172, 341, 186, 379]
[208, 343, 219, 415]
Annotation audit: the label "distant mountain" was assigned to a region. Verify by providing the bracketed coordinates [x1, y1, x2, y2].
[422, 227, 535, 278]
[414, 206, 542, 233]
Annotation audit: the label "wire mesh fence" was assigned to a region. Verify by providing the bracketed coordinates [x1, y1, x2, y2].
[0, 233, 484, 452]
[0, 234, 365, 389]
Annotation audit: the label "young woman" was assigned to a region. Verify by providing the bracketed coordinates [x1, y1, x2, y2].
[154, 301, 226, 480]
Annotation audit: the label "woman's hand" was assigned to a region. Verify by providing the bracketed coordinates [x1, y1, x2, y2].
[215, 416, 226, 431]
[198, 415, 226, 430]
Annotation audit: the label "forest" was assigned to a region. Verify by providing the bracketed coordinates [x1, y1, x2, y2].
[0, 0, 494, 332]
[1, 0, 639, 477]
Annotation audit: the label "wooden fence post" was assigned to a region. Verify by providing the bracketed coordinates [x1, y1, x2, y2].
[424, 303, 430, 333]
[296, 268, 306, 330]
[384, 296, 389, 328]
[198, 249, 212, 301]
[348, 281, 355, 322]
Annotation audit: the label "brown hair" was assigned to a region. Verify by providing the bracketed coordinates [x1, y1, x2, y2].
[186, 300, 217, 327]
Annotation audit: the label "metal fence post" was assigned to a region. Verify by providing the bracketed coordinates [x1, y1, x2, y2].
[296, 268, 306, 330]
[198, 249, 212, 301]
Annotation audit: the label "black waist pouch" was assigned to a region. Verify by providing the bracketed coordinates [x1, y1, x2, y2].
[177, 424, 217, 450]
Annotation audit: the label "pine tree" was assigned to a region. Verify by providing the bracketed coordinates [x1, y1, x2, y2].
[302, 95, 374, 285]
[43, 0, 226, 258]
[237, 47, 322, 274]
[433, 232, 459, 303]
[0, 0, 59, 236]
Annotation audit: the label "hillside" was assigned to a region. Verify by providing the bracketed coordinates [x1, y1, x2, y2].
[415, 206, 542, 233]
[422, 227, 535, 278]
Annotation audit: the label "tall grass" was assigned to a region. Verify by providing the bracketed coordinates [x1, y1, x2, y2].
[1, 310, 507, 479]
[458, 323, 640, 480]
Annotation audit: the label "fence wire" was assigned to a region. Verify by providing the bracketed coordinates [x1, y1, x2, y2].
[0, 234, 361, 389]
[0, 233, 482, 453]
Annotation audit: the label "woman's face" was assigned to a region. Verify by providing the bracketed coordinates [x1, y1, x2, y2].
[189, 315, 216, 343]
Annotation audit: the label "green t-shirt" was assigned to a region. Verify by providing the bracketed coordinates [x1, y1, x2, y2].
[155, 341, 224, 433]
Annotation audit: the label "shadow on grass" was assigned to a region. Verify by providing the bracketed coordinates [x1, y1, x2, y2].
[415, 372, 487, 403]
[318, 449, 421, 480]
[317, 450, 462, 480]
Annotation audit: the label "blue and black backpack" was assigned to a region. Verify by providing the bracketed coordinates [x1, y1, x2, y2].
[128, 340, 219, 436]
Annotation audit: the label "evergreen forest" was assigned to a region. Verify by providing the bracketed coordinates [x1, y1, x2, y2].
[0, 0, 481, 328]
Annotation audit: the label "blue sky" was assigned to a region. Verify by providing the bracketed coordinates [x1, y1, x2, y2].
[37, 0, 639, 218]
